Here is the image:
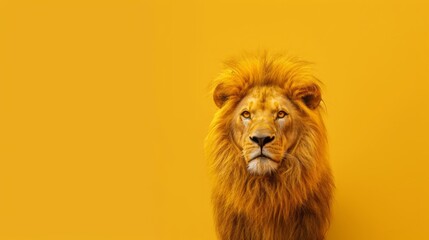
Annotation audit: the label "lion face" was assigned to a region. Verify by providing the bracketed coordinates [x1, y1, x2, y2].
[231, 86, 299, 175]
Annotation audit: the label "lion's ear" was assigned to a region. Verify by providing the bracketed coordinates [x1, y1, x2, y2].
[296, 84, 322, 110]
[213, 83, 235, 108]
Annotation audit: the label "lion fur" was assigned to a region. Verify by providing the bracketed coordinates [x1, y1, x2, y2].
[205, 52, 334, 240]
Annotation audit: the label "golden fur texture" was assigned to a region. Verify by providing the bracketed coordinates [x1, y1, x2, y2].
[205, 52, 334, 240]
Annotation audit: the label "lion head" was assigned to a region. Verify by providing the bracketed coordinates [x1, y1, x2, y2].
[205, 52, 333, 240]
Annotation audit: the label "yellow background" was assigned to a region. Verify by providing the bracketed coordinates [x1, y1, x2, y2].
[1, 0, 428, 239]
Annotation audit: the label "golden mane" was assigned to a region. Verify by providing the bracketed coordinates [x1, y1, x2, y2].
[205, 52, 334, 240]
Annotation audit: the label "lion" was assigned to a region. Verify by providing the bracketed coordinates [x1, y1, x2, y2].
[205, 52, 334, 240]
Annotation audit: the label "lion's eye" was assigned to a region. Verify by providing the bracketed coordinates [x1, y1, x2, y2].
[277, 111, 288, 119]
[241, 111, 251, 119]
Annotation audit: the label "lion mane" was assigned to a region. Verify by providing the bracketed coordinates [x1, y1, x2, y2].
[205, 52, 334, 240]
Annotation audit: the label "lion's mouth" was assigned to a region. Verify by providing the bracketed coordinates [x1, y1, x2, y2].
[249, 154, 278, 163]
[247, 154, 280, 174]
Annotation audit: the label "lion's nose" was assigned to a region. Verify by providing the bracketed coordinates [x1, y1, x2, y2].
[250, 135, 275, 147]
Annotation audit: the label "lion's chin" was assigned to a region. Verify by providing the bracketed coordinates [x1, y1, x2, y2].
[247, 157, 279, 175]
